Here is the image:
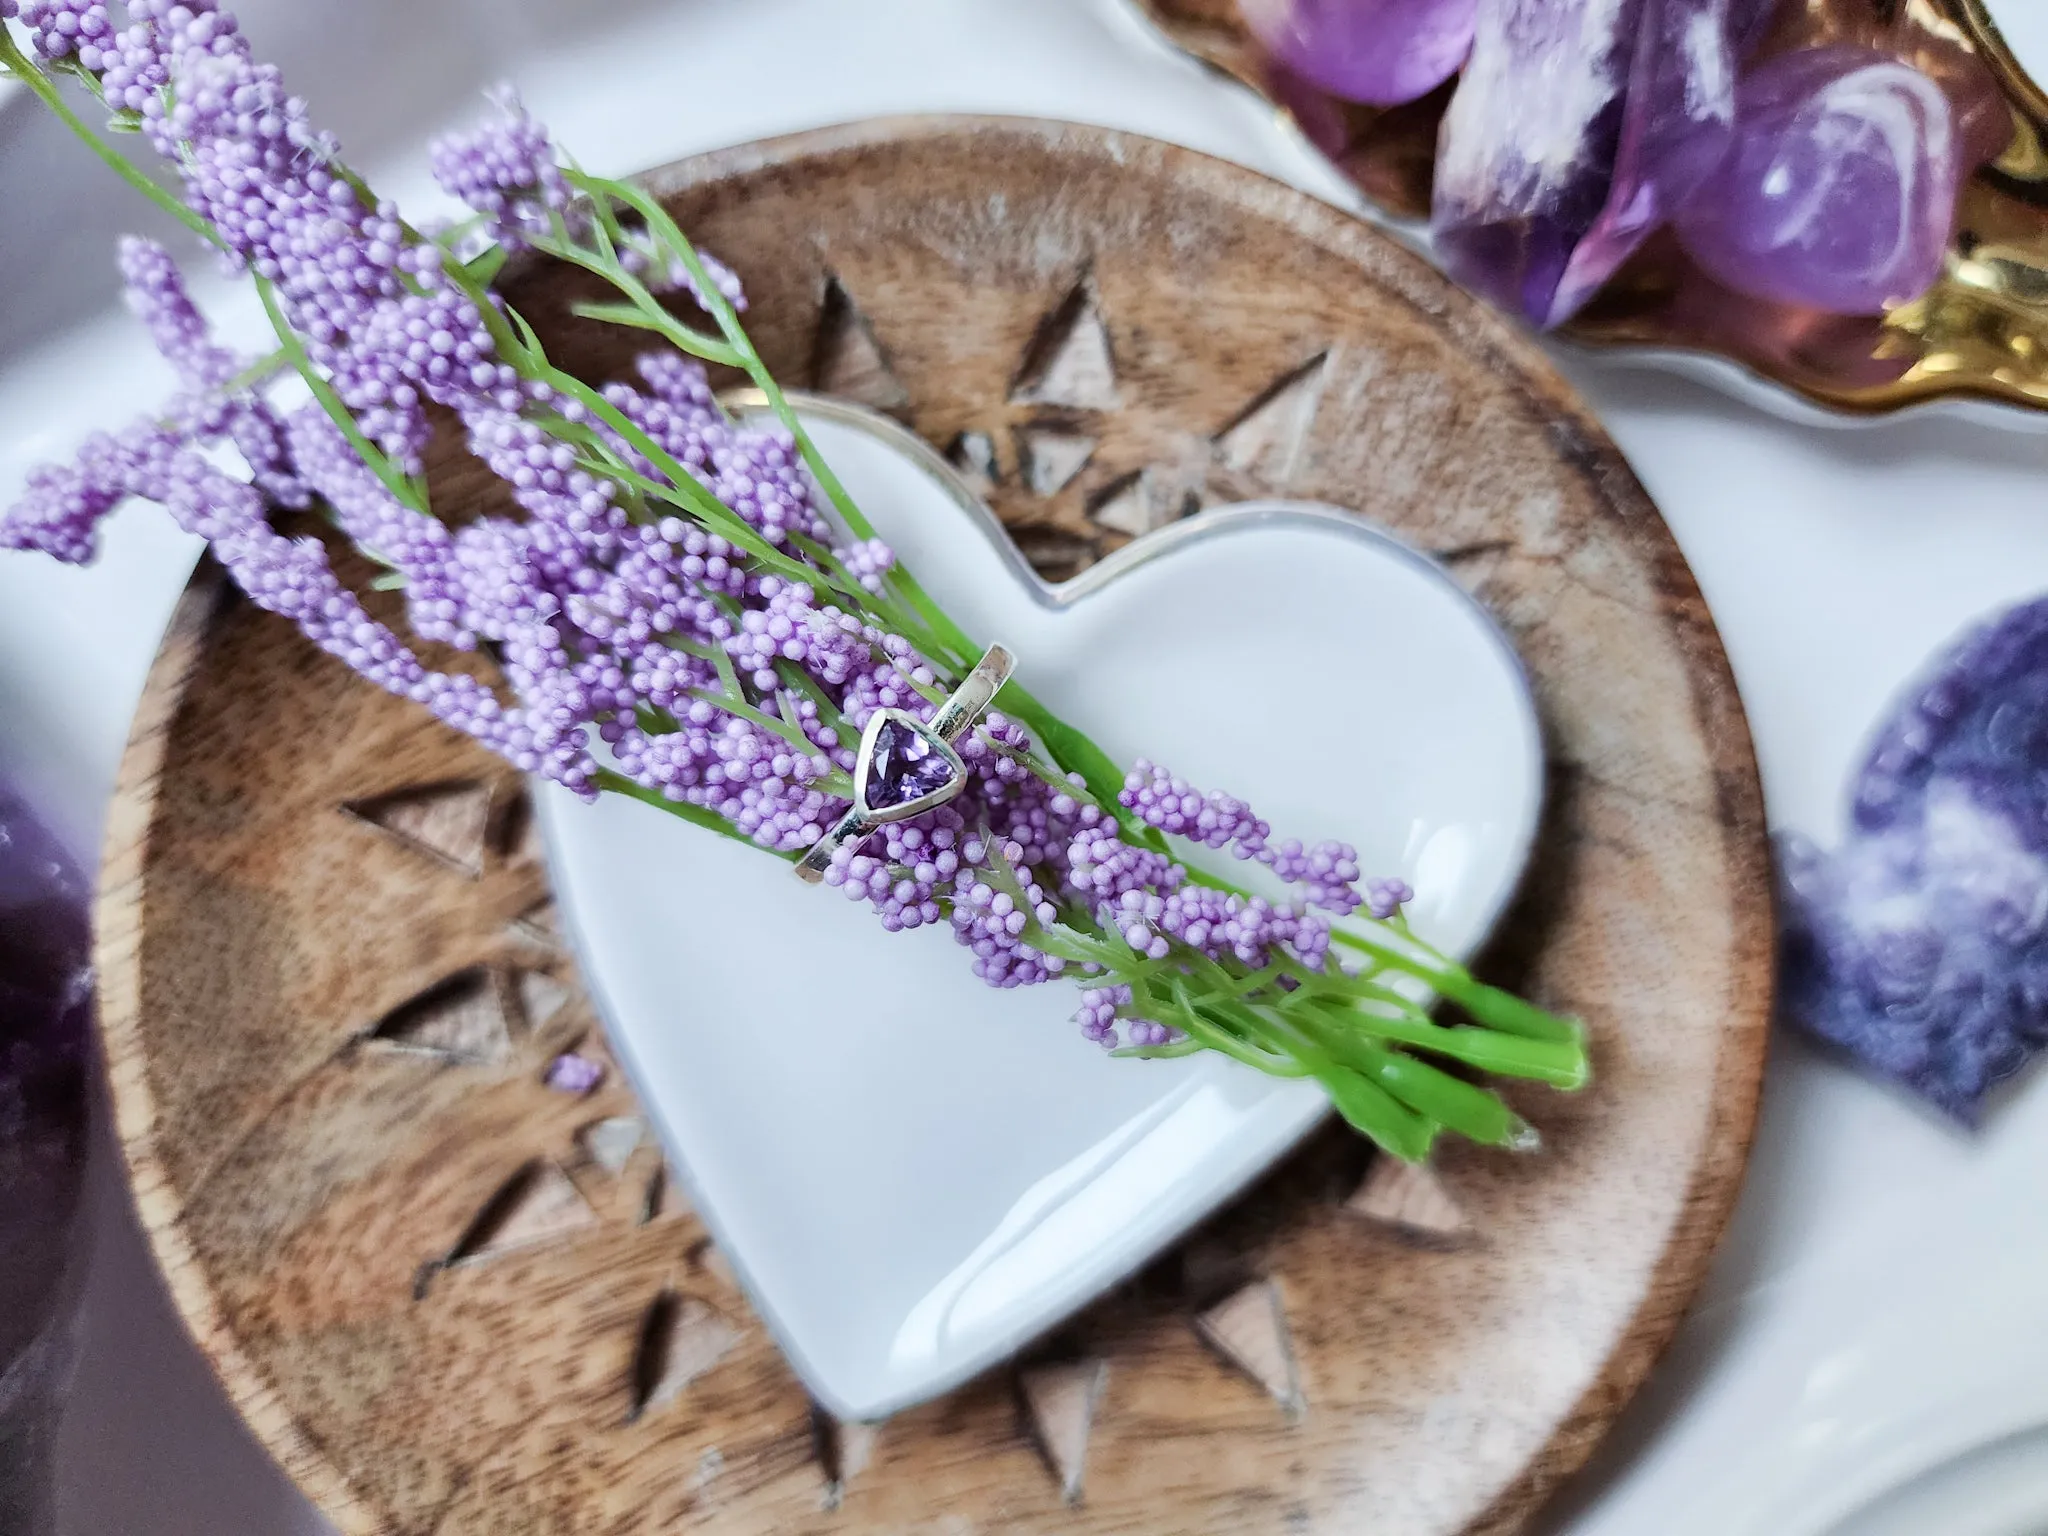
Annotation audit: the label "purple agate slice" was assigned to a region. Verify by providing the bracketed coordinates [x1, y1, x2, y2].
[1432, 0, 1745, 327]
[1674, 45, 1959, 314]
[866, 719, 958, 811]
[1241, 0, 1477, 106]
[1780, 598, 2048, 1123]
[0, 777, 92, 1534]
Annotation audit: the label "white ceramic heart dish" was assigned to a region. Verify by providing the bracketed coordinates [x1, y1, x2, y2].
[538, 399, 1545, 1421]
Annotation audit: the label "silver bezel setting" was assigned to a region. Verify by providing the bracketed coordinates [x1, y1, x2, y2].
[850, 708, 971, 825]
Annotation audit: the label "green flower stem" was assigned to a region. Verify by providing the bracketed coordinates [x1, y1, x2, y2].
[1322, 922, 1582, 1046]
[1110, 1036, 1208, 1061]
[1144, 980, 1309, 1078]
[987, 679, 1136, 825]
[582, 174, 982, 670]
[1256, 1009, 1438, 1161]
[686, 688, 854, 795]
[1297, 1018, 1534, 1149]
[592, 769, 799, 858]
[774, 530, 957, 670]
[254, 277, 433, 515]
[525, 199, 961, 666]
[661, 629, 744, 697]
[773, 661, 854, 743]
[0, 37, 216, 245]
[1303, 999, 1587, 1088]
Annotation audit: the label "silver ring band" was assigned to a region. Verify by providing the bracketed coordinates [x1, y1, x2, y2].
[795, 642, 1014, 884]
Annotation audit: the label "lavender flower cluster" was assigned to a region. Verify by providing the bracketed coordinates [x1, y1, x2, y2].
[0, 0, 1391, 1054]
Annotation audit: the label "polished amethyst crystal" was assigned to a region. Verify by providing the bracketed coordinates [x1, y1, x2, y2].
[1432, 0, 1745, 327]
[865, 718, 959, 811]
[1673, 46, 1959, 313]
[1781, 598, 2048, 1123]
[0, 777, 93, 1534]
[1240, 0, 1477, 106]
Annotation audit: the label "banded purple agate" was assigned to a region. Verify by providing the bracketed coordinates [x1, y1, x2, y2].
[1781, 598, 2048, 1123]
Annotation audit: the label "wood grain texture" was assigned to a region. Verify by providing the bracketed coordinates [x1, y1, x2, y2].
[94, 118, 1773, 1536]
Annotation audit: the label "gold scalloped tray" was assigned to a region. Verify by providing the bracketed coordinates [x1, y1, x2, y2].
[1133, 0, 2048, 417]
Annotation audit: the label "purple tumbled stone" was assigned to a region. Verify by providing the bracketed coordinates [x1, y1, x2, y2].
[0, 777, 92, 1535]
[1240, 0, 1477, 106]
[1432, 0, 1744, 327]
[867, 718, 959, 810]
[1780, 598, 2048, 1123]
[1673, 46, 1959, 314]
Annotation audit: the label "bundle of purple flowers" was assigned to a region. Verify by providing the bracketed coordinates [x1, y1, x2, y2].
[0, 0, 1587, 1161]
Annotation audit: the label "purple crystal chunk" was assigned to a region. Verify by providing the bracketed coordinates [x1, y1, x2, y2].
[1432, 0, 1744, 328]
[867, 718, 959, 811]
[0, 777, 92, 1534]
[1673, 46, 1959, 314]
[1241, 0, 1477, 107]
[1780, 598, 2048, 1123]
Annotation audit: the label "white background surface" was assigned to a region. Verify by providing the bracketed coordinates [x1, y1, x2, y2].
[5, 1, 2048, 1530]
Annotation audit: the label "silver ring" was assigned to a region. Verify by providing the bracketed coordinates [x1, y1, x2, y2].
[795, 643, 1015, 884]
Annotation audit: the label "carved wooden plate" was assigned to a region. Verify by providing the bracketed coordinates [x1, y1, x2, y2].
[96, 118, 1772, 1535]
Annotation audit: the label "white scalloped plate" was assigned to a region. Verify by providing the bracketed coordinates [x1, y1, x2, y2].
[538, 400, 1543, 1419]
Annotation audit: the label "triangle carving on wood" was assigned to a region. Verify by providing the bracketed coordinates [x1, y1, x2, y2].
[1088, 468, 1192, 540]
[946, 430, 1001, 496]
[367, 967, 512, 1065]
[1010, 526, 1098, 584]
[1019, 1358, 1107, 1504]
[1345, 1157, 1473, 1245]
[1195, 1279, 1303, 1416]
[515, 967, 573, 1032]
[1010, 280, 1119, 410]
[642, 1162, 691, 1225]
[813, 1408, 882, 1509]
[813, 275, 911, 418]
[1017, 427, 1098, 498]
[1213, 353, 1328, 491]
[630, 1291, 740, 1418]
[343, 781, 492, 877]
[508, 896, 561, 950]
[578, 1115, 644, 1176]
[448, 1159, 598, 1266]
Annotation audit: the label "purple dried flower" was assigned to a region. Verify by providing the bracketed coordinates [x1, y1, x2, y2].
[544, 1052, 605, 1095]
[16, 0, 114, 62]
[430, 89, 573, 252]
[1366, 877, 1414, 920]
[0, 3, 1590, 1161]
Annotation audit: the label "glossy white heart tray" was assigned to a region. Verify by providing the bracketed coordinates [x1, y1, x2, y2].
[539, 400, 1543, 1419]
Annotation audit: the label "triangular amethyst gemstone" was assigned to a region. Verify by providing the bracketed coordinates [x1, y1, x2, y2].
[867, 718, 961, 810]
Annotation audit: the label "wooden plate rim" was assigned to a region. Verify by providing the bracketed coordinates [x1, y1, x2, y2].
[91, 114, 1773, 1536]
